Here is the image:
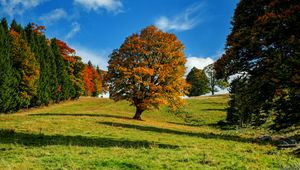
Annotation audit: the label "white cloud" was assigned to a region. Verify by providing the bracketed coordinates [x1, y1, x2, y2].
[185, 56, 214, 74]
[74, 0, 123, 13]
[65, 22, 81, 39]
[72, 45, 109, 70]
[39, 8, 67, 24]
[155, 3, 203, 32]
[0, 0, 46, 17]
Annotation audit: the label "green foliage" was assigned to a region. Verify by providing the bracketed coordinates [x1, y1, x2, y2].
[0, 19, 18, 113]
[186, 67, 209, 96]
[203, 63, 228, 95]
[24, 24, 53, 106]
[51, 39, 74, 102]
[9, 28, 40, 109]
[215, 0, 300, 129]
[0, 18, 90, 113]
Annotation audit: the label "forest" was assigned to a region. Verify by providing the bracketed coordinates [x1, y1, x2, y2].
[0, 18, 106, 113]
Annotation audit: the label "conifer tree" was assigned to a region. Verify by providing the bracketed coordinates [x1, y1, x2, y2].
[0, 19, 18, 113]
[9, 28, 40, 109]
[25, 23, 53, 106]
[51, 39, 73, 101]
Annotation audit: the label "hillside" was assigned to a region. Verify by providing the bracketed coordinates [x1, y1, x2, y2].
[0, 95, 299, 169]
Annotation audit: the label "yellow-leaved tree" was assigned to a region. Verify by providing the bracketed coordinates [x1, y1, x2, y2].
[107, 26, 189, 120]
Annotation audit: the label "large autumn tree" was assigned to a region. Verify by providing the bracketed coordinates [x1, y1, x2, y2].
[214, 0, 300, 128]
[107, 26, 189, 120]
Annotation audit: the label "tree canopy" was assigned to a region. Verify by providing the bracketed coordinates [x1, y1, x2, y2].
[107, 26, 189, 120]
[186, 67, 209, 97]
[214, 0, 300, 129]
[203, 64, 228, 95]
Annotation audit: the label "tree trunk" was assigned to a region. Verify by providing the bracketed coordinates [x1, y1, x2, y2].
[133, 106, 144, 120]
[212, 91, 214, 95]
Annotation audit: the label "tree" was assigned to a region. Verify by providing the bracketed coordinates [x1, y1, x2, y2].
[51, 39, 73, 102]
[82, 63, 95, 96]
[81, 62, 102, 97]
[92, 66, 103, 97]
[69, 56, 85, 99]
[203, 64, 228, 95]
[0, 19, 19, 113]
[214, 0, 300, 129]
[107, 26, 189, 120]
[9, 28, 40, 109]
[24, 23, 54, 106]
[186, 67, 209, 97]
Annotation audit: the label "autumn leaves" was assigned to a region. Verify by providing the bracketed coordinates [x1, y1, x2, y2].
[107, 26, 189, 120]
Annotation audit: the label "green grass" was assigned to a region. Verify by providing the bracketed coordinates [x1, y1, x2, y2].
[0, 95, 299, 169]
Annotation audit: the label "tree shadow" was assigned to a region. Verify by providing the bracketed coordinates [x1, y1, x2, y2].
[0, 129, 178, 149]
[167, 121, 219, 128]
[98, 121, 270, 146]
[200, 108, 227, 112]
[30, 113, 132, 120]
[200, 101, 226, 105]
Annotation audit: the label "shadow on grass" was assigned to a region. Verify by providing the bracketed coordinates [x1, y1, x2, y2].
[167, 121, 219, 128]
[0, 129, 178, 149]
[200, 108, 227, 112]
[99, 121, 268, 145]
[200, 101, 226, 105]
[30, 113, 132, 120]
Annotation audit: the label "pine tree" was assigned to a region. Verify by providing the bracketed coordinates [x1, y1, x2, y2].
[51, 39, 73, 101]
[24, 24, 53, 106]
[0, 19, 18, 113]
[9, 28, 40, 109]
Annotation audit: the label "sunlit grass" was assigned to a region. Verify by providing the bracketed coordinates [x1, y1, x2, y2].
[0, 95, 299, 169]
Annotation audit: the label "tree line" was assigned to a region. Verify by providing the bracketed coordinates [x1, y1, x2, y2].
[0, 18, 105, 113]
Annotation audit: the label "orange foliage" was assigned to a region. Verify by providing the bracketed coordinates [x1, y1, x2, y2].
[31, 23, 46, 35]
[82, 64, 102, 96]
[82, 65, 94, 96]
[55, 39, 76, 63]
[107, 26, 189, 119]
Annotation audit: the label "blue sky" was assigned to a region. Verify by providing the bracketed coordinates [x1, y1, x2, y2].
[0, 0, 238, 72]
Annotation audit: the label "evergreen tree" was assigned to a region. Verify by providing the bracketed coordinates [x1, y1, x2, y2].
[10, 19, 22, 33]
[71, 56, 85, 99]
[0, 20, 18, 113]
[215, 0, 300, 129]
[51, 39, 73, 101]
[186, 67, 209, 97]
[9, 28, 40, 109]
[24, 24, 53, 106]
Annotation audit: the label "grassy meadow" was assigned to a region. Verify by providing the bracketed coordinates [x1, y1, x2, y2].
[0, 95, 299, 169]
